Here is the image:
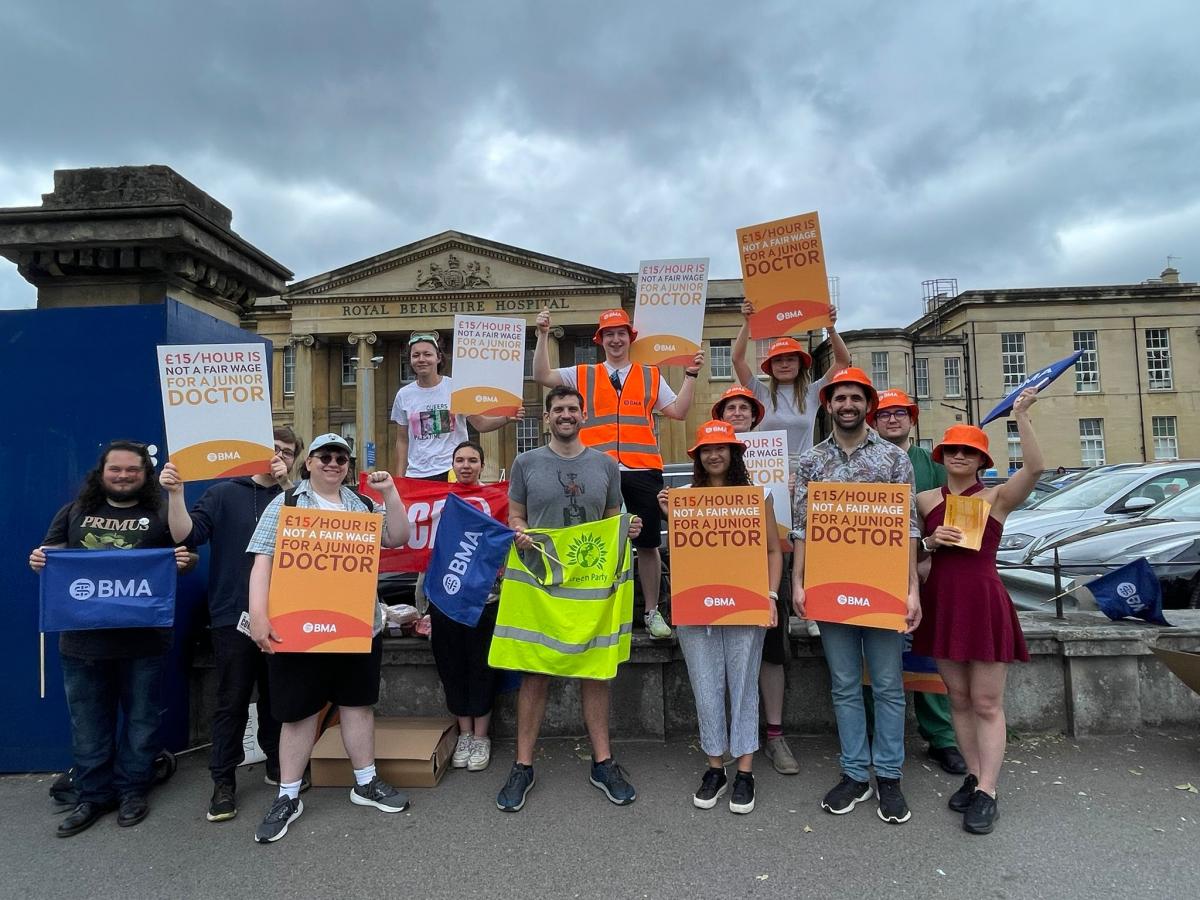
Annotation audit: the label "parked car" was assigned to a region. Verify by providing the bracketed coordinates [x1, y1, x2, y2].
[1047, 462, 1140, 489]
[979, 475, 1059, 509]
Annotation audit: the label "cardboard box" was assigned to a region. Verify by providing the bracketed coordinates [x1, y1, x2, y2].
[1151, 646, 1200, 697]
[310, 716, 458, 788]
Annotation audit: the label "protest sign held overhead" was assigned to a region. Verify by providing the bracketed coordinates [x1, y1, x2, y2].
[449, 315, 525, 417]
[737, 211, 833, 339]
[157, 343, 275, 481]
[803, 482, 911, 632]
[40, 548, 177, 632]
[629, 257, 709, 366]
[980, 350, 1084, 425]
[740, 430, 791, 550]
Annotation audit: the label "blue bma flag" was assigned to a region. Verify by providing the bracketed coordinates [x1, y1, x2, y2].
[40, 547, 177, 632]
[425, 494, 515, 627]
[1086, 558, 1170, 627]
[980, 350, 1085, 425]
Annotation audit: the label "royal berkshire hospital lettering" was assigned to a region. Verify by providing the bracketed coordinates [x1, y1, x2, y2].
[339, 297, 570, 318]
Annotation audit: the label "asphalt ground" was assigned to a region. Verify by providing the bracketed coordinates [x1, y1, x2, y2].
[3, 731, 1198, 899]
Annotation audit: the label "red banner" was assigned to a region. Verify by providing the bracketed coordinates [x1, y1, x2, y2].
[358, 475, 509, 573]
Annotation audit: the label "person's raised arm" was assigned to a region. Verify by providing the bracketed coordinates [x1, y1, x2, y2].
[826, 305, 851, 370]
[366, 470, 410, 547]
[660, 351, 705, 420]
[160, 462, 196, 544]
[532, 310, 565, 388]
[733, 301, 755, 387]
[468, 408, 525, 433]
[995, 388, 1043, 515]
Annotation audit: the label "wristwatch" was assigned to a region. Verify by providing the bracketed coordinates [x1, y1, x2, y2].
[921, 536, 937, 553]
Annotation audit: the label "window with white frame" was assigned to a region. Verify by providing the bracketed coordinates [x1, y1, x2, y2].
[1001, 333, 1026, 391]
[340, 422, 357, 456]
[754, 338, 773, 375]
[918, 438, 933, 452]
[1079, 418, 1105, 466]
[710, 339, 732, 379]
[1007, 421, 1022, 470]
[1146, 328, 1173, 390]
[516, 416, 542, 454]
[341, 345, 357, 386]
[1072, 330, 1099, 393]
[944, 357, 962, 397]
[283, 345, 295, 395]
[523, 332, 537, 379]
[1152, 416, 1179, 461]
[871, 352, 889, 389]
[914, 358, 930, 398]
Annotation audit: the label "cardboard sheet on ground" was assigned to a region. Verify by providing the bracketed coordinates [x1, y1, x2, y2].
[803, 482, 911, 632]
[741, 430, 791, 550]
[943, 494, 991, 552]
[737, 211, 833, 339]
[1150, 646, 1200, 697]
[667, 486, 771, 626]
[268, 507, 382, 652]
[629, 257, 709, 366]
[157, 343, 274, 481]
[449, 315, 525, 416]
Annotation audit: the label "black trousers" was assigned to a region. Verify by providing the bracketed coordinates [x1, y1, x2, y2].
[209, 625, 280, 785]
[429, 602, 499, 718]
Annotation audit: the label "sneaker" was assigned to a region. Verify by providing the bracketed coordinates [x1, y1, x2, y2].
[821, 775, 873, 815]
[351, 777, 409, 813]
[254, 795, 302, 843]
[692, 767, 728, 809]
[263, 771, 311, 794]
[875, 777, 911, 824]
[762, 735, 800, 775]
[589, 758, 636, 805]
[206, 783, 237, 822]
[948, 773, 979, 813]
[644, 609, 673, 639]
[729, 772, 755, 814]
[468, 737, 492, 772]
[496, 763, 536, 812]
[963, 790, 999, 835]
[452, 732, 474, 769]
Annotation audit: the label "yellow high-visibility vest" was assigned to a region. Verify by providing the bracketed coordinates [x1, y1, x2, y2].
[489, 514, 634, 680]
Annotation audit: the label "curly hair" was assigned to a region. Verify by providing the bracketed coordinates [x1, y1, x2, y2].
[691, 444, 752, 488]
[76, 441, 162, 513]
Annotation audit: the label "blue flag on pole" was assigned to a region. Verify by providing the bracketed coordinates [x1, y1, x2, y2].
[40, 548, 177, 632]
[425, 494, 515, 627]
[980, 350, 1085, 425]
[1086, 558, 1170, 626]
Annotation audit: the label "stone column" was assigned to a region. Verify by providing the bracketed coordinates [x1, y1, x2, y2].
[290, 334, 317, 446]
[349, 333, 380, 468]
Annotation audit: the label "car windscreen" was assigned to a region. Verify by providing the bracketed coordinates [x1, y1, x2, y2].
[1146, 484, 1200, 521]
[1028, 471, 1143, 511]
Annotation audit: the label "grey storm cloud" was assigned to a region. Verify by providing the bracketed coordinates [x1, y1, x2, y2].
[1, 0, 1197, 322]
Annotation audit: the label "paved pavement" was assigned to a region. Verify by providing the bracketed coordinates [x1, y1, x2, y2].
[3, 731, 1198, 899]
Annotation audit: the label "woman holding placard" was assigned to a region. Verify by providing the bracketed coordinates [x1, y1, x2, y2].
[912, 389, 1042, 835]
[657, 421, 782, 814]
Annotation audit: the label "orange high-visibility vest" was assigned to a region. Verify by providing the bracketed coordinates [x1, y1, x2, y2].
[576, 364, 664, 470]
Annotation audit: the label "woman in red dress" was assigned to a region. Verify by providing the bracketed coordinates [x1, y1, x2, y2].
[912, 388, 1041, 835]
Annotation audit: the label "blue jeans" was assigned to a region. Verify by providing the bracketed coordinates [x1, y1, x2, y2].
[60, 654, 165, 803]
[819, 623, 906, 781]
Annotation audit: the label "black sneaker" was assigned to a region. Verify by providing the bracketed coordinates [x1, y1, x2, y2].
[206, 783, 237, 822]
[692, 767, 728, 809]
[963, 790, 999, 835]
[876, 777, 911, 824]
[589, 758, 636, 805]
[821, 775, 873, 815]
[948, 774, 979, 813]
[729, 772, 755, 815]
[254, 795, 303, 844]
[351, 777, 409, 813]
[496, 763, 536, 812]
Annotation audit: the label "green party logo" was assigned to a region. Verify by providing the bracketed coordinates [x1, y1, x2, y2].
[565, 532, 607, 570]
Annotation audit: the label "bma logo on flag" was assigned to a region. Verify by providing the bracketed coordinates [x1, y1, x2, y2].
[1117, 581, 1146, 612]
[69, 579, 96, 600]
[443, 529, 484, 596]
[67, 577, 153, 600]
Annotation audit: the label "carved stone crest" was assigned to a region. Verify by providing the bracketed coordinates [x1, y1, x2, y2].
[415, 252, 493, 291]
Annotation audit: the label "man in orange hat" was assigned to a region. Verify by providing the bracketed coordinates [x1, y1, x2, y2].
[790, 368, 923, 825]
[532, 308, 703, 639]
[866, 390, 966, 777]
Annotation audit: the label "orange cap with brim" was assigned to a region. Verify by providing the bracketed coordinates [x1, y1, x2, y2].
[687, 420, 746, 458]
[711, 385, 766, 428]
[933, 424, 994, 469]
[818, 366, 878, 409]
[869, 388, 919, 425]
[760, 337, 813, 375]
[592, 308, 638, 345]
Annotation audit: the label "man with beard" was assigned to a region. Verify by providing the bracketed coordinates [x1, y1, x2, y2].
[29, 441, 193, 837]
[790, 369, 922, 825]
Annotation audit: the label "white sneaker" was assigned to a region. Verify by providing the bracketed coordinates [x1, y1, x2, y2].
[468, 736, 491, 771]
[644, 609, 673, 639]
[452, 732, 473, 768]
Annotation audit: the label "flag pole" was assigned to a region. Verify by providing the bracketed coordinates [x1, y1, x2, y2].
[39, 632, 46, 699]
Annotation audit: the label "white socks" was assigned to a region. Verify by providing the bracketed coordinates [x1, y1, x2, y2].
[278, 779, 303, 800]
[353, 764, 377, 786]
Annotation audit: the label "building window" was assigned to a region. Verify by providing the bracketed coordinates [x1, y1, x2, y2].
[914, 358, 930, 398]
[516, 416, 542, 454]
[871, 352, 889, 389]
[710, 339, 732, 379]
[1073, 330, 1100, 393]
[523, 332, 537, 379]
[944, 357, 962, 398]
[1146, 328, 1173, 390]
[571, 335, 597, 366]
[918, 438, 933, 452]
[1079, 418, 1105, 467]
[754, 338, 773, 376]
[341, 422, 357, 456]
[1007, 421, 1022, 470]
[341, 345, 357, 386]
[283, 345, 295, 396]
[1001, 333, 1026, 391]
[1152, 416, 1179, 461]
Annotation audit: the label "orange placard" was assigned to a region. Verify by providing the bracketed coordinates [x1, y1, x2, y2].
[667, 486, 771, 626]
[803, 482, 911, 632]
[268, 507, 382, 652]
[944, 494, 991, 552]
[737, 211, 833, 339]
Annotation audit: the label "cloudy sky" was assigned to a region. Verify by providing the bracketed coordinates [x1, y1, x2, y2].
[1, 0, 1196, 327]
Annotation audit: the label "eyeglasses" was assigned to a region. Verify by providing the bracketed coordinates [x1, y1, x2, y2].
[408, 332, 441, 347]
[313, 452, 349, 466]
[274, 446, 296, 459]
[874, 409, 910, 421]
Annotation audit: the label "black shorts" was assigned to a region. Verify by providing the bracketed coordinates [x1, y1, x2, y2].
[762, 556, 794, 666]
[267, 633, 384, 723]
[621, 469, 664, 549]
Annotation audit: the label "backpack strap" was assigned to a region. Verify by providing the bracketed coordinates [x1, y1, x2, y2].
[284, 485, 374, 512]
[283, 487, 300, 507]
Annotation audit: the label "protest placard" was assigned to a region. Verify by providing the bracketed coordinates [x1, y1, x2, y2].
[740, 430, 791, 550]
[944, 493, 991, 551]
[737, 211, 833, 339]
[629, 257, 709, 366]
[157, 343, 275, 481]
[803, 481, 911, 632]
[449, 315, 525, 417]
[268, 507, 382, 652]
[667, 486, 771, 626]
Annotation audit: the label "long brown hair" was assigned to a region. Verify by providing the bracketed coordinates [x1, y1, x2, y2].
[769, 362, 812, 414]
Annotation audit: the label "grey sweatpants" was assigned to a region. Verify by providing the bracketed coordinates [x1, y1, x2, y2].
[677, 625, 766, 759]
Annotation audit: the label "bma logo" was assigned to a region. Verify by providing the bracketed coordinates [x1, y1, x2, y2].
[775, 309, 807, 322]
[703, 596, 736, 607]
[206, 450, 243, 463]
[442, 573, 462, 595]
[69, 578, 153, 600]
[302, 622, 337, 634]
[445, 531, 483, 594]
[68, 579, 96, 600]
[836, 594, 871, 607]
[474, 394, 499, 403]
[1116, 581, 1147, 611]
[653, 343, 677, 352]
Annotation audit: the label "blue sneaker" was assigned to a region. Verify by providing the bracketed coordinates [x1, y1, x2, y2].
[496, 763, 535, 812]
[590, 758, 636, 805]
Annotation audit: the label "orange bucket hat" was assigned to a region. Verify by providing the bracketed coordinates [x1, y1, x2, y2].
[711, 385, 766, 428]
[933, 424, 994, 469]
[760, 336, 813, 375]
[868, 388, 919, 425]
[592, 308, 638, 345]
[687, 420, 746, 458]
[818, 366, 878, 409]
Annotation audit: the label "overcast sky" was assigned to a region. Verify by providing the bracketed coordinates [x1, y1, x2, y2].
[1, 0, 1196, 327]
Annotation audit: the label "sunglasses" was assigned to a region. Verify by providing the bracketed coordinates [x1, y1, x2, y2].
[875, 409, 910, 421]
[313, 452, 349, 466]
[408, 332, 441, 347]
[943, 445, 980, 457]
